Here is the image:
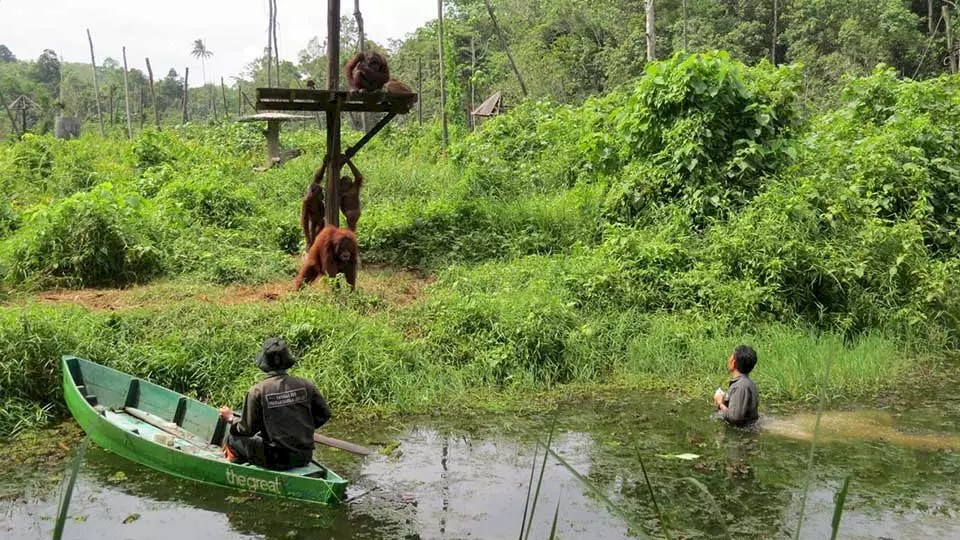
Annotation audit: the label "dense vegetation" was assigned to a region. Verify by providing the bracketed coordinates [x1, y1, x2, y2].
[1, 51, 958, 437]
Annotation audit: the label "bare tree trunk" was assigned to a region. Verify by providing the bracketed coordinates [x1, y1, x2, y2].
[438, 0, 449, 150]
[417, 56, 423, 125]
[122, 47, 134, 138]
[772, 0, 779, 64]
[221, 77, 228, 119]
[946, 5, 958, 74]
[182, 67, 190, 124]
[325, 0, 343, 227]
[930, 0, 936, 35]
[272, 0, 280, 86]
[646, 0, 656, 62]
[469, 36, 476, 131]
[266, 0, 274, 86]
[482, 0, 527, 97]
[87, 29, 105, 136]
[145, 57, 160, 130]
[682, 0, 688, 51]
[355, 0, 367, 132]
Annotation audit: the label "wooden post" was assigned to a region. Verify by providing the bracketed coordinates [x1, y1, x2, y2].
[122, 47, 134, 138]
[946, 5, 958, 74]
[109, 86, 115, 125]
[325, 0, 343, 228]
[438, 0, 449, 150]
[682, 0, 688, 51]
[469, 37, 476, 131]
[272, 0, 280, 86]
[482, 0, 527, 97]
[417, 57, 423, 125]
[182, 67, 190, 124]
[930, 0, 936, 36]
[146, 58, 160, 130]
[237, 81, 242, 115]
[646, 0, 656, 61]
[771, 0, 779, 64]
[265, 119, 281, 162]
[87, 30, 105, 136]
[140, 86, 146, 129]
[355, 0, 367, 132]
[221, 77, 228, 118]
[266, 0, 274, 86]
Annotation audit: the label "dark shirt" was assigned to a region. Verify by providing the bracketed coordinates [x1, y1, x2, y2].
[230, 371, 331, 456]
[722, 374, 759, 426]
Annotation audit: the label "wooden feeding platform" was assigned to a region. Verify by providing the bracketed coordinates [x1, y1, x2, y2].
[255, 88, 417, 115]
[237, 112, 313, 168]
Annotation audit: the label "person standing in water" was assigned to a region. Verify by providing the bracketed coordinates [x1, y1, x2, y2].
[713, 345, 760, 427]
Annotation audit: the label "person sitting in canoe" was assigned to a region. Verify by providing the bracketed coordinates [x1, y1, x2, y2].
[219, 337, 331, 470]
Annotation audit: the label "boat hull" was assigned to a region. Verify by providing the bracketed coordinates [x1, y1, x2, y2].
[62, 355, 348, 505]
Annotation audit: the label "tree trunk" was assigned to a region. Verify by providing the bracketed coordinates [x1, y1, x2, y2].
[272, 0, 280, 86]
[266, 0, 274, 86]
[946, 5, 957, 74]
[221, 77, 228, 119]
[469, 36, 476, 130]
[140, 86, 146, 129]
[87, 29, 105, 136]
[482, 0, 527, 97]
[930, 0, 936, 36]
[122, 47, 134, 138]
[772, 0, 779, 65]
[182, 67, 190, 124]
[682, 0, 688, 51]
[355, 0, 367, 132]
[417, 56, 423, 125]
[109, 86, 115, 125]
[145, 57, 160, 130]
[646, 0, 656, 62]
[438, 0, 449, 150]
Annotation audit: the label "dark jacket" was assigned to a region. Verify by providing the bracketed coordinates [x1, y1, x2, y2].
[230, 372, 331, 456]
[722, 374, 759, 426]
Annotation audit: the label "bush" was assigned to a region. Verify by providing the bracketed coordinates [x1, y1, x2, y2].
[158, 167, 257, 229]
[1, 184, 164, 288]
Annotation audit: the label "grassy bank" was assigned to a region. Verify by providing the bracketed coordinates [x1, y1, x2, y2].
[2, 53, 959, 436]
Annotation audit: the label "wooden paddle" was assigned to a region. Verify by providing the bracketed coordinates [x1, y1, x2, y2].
[314, 433, 373, 456]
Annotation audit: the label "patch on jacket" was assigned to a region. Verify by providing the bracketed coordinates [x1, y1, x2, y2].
[265, 387, 308, 408]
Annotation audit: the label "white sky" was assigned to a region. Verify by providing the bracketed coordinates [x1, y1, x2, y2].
[0, 1, 436, 85]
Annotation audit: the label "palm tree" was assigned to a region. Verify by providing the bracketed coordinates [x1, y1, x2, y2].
[190, 39, 213, 85]
[190, 39, 216, 117]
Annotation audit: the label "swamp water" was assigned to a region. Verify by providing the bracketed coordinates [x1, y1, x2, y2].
[2, 391, 960, 539]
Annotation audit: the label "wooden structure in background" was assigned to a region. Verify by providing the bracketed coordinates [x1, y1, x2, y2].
[237, 112, 312, 167]
[254, 0, 418, 228]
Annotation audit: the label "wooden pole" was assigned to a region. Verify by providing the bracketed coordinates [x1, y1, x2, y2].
[646, 0, 656, 62]
[417, 57, 423, 125]
[682, 0, 688, 51]
[438, 0, 449, 150]
[946, 5, 958, 74]
[272, 0, 280, 86]
[771, 0, 779, 64]
[145, 58, 160, 130]
[481, 0, 527, 97]
[140, 86, 146, 129]
[182, 67, 190, 124]
[122, 47, 134, 138]
[237, 81, 242, 115]
[221, 77, 228, 118]
[87, 29, 105, 136]
[325, 0, 343, 228]
[266, 0, 274, 86]
[109, 86, 115, 125]
[930, 0, 936, 36]
[355, 0, 367, 132]
[469, 37, 476, 131]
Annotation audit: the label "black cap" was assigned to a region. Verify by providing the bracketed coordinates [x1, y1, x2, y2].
[255, 337, 297, 372]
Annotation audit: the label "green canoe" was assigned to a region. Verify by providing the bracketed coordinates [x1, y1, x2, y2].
[62, 355, 348, 505]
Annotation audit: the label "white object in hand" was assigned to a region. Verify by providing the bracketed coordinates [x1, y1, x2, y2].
[715, 387, 726, 399]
